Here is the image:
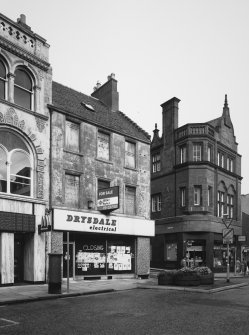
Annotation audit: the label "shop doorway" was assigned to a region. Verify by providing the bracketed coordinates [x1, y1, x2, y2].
[14, 234, 24, 283]
[63, 243, 74, 278]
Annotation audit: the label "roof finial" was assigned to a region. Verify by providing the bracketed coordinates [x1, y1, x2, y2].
[155, 123, 157, 130]
[224, 94, 228, 108]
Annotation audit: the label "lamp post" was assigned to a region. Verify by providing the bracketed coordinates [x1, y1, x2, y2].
[222, 214, 233, 283]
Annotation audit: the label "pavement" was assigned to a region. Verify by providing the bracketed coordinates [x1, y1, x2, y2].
[0, 272, 248, 306]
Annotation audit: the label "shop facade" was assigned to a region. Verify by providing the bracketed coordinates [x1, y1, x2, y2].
[0, 13, 51, 285]
[54, 209, 154, 279]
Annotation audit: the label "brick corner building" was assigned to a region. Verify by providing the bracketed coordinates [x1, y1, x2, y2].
[151, 95, 242, 272]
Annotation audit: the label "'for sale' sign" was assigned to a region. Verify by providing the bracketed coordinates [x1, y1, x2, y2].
[97, 186, 119, 211]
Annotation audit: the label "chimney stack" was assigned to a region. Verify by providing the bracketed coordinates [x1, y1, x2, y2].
[161, 97, 180, 145]
[91, 74, 119, 112]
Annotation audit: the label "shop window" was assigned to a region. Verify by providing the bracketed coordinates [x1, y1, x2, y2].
[180, 145, 187, 163]
[65, 174, 80, 208]
[217, 190, 225, 217]
[14, 68, 33, 110]
[0, 130, 33, 197]
[165, 243, 177, 261]
[65, 120, 79, 152]
[227, 194, 234, 218]
[151, 194, 161, 212]
[125, 186, 136, 215]
[193, 143, 202, 161]
[152, 153, 161, 172]
[0, 59, 7, 100]
[180, 187, 186, 207]
[194, 186, 202, 205]
[97, 131, 110, 161]
[125, 141, 136, 169]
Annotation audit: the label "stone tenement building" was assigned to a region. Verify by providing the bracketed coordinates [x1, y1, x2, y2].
[49, 75, 154, 279]
[0, 12, 154, 285]
[151, 96, 242, 271]
[0, 13, 51, 284]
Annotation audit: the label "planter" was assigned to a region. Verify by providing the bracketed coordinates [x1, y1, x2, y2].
[158, 271, 175, 285]
[173, 273, 201, 286]
[199, 273, 214, 285]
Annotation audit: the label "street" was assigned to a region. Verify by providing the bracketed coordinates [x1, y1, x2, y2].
[0, 285, 249, 335]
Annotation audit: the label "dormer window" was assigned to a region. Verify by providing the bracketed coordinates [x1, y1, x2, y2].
[14, 68, 33, 110]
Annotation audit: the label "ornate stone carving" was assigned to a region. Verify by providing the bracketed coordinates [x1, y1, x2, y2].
[37, 171, 44, 198]
[35, 117, 46, 132]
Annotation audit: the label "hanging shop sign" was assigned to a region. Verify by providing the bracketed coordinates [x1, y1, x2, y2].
[238, 235, 246, 242]
[53, 209, 155, 237]
[97, 186, 119, 211]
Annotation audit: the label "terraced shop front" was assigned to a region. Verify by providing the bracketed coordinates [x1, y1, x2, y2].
[53, 209, 155, 279]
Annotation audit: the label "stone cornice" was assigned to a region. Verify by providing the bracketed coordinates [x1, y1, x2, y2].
[0, 35, 50, 71]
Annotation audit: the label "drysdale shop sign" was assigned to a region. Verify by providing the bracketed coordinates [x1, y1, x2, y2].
[53, 209, 155, 237]
[66, 214, 117, 232]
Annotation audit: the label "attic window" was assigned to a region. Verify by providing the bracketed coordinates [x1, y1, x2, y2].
[81, 102, 95, 111]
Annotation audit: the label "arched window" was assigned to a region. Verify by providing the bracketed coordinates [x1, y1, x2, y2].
[0, 129, 33, 197]
[0, 59, 7, 100]
[14, 68, 33, 110]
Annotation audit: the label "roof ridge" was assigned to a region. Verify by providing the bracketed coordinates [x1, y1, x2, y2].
[118, 111, 151, 139]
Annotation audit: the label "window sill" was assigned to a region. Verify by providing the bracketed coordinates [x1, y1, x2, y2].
[63, 149, 84, 157]
[96, 158, 113, 165]
[124, 166, 138, 172]
[0, 192, 46, 204]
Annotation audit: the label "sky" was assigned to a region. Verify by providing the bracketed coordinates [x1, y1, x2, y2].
[2, 0, 249, 193]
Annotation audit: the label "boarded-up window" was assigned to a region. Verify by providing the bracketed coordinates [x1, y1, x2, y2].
[65, 174, 79, 208]
[125, 141, 136, 168]
[125, 186, 136, 215]
[97, 132, 110, 160]
[65, 121, 79, 152]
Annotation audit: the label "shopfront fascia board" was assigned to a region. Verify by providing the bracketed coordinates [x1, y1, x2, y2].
[53, 209, 155, 237]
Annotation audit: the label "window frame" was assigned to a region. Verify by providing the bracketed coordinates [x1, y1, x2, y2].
[217, 190, 225, 217]
[65, 120, 80, 153]
[125, 140, 136, 169]
[152, 152, 161, 173]
[14, 67, 34, 110]
[64, 173, 80, 208]
[193, 143, 202, 162]
[227, 194, 234, 219]
[180, 187, 186, 207]
[194, 185, 202, 206]
[125, 185, 136, 216]
[151, 193, 162, 212]
[0, 58, 7, 100]
[180, 145, 187, 164]
[97, 131, 110, 161]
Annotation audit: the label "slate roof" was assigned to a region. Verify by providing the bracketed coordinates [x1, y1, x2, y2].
[51, 81, 150, 143]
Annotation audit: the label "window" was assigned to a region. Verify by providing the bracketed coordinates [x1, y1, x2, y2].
[152, 153, 161, 172]
[180, 146, 187, 163]
[227, 194, 234, 219]
[165, 243, 177, 261]
[194, 186, 202, 206]
[125, 141, 136, 169]
[227, 157, 234, 172]
[151, 194, 161, 212]
[0, 130, 33, 197]
[217, 191, 225, 217]
[0, 59, 7, 100]
[97, 131, 110, 160]
[207, 145, 212, 162]
[218, 151, 224, 168]
[65, 121, 79, 152]
[193, 144, 202, 161]
[65, 174, 80, 208]
[180, 187, 186, 207]
[98, 179, 110, 190]
[125, 186, 136, 215]
[208, 186, 212, 206]
[14, 68, 33, 109]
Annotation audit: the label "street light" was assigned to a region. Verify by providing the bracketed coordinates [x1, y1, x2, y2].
[222, 213, 233, 283]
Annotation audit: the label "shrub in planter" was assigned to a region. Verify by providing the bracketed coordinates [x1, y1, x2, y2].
[158, 271, 177, 285]
[173, 267, 201, 286]
[194, 266, 214, 285]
